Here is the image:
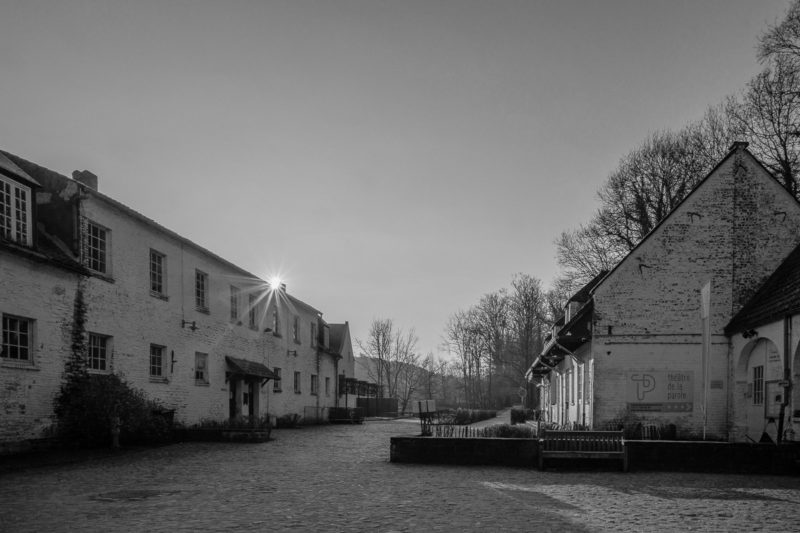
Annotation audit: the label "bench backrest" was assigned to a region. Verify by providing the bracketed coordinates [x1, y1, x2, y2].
[540, 430, 624, 452]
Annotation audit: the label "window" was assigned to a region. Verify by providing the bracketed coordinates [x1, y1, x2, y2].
[1, 314, 32, 362]
[292, 315, 299, 343]
[0, 176, 32, 246]
[249, 294, 258, 329]
[273, 367, 282, 392]
[150, 249, 166, 297]
[195, 352, 208, 385]
[86, 221, 109, 274]
[230, 286, 240, 322]
[88, 333, 110, 372]
[325, 377, 330, 396]
[311, 374, 319, 395]
[150, 344, 165, 378]
[195, 270, 209, 312]
[294, 371, 301, 393]
[272, 308, 280, 336]
[753, 365, 764, 405]
[311, 322, 317, 347]
[577, 364, 583, 402]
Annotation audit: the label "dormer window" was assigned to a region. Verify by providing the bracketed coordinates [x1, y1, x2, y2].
[0, 175, 32, 246]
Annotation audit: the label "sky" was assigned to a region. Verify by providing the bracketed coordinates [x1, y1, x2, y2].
[1, 0, 793, 359]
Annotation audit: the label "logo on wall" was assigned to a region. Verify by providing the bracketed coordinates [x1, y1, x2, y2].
[625, 371, 693, 412]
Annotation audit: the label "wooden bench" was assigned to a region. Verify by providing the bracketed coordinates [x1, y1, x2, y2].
[538, 430, 628, 471]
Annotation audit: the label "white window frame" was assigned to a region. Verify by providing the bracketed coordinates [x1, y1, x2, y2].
[150, 344, 165, 379]
[195, 269, 209, 312]
[149, 249, 166, 297]
[230, 286, 240, 322]
[88, 333, 111, 372]
[85, 221, 110, 275]
[195, 352, 209, 385]
[273, 367, 282, 392]
[1, 314, 34, 364]
[0, 175, 32, 246]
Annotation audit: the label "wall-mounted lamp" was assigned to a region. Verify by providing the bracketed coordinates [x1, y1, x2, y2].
[742, 329, 759, 339]
[287, 350, 298, 357]
[181, 320, 198, 331]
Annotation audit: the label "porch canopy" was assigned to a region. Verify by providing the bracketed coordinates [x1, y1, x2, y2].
[225, 356, 279, 386]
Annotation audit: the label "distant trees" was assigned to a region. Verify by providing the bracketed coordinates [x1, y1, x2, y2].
[356, 318, 424, 413]
[442, 274, 551, 409]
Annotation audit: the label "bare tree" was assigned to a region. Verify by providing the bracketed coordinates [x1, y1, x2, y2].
[356, 318, 422, 412]
[758, 0, 800, 63]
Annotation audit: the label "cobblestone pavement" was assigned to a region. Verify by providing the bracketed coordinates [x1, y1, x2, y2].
[2, 421, 800, 532]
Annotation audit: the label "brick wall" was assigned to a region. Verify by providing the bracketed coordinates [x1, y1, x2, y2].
[0, 253, 79, 444]
[591, 148, 800, 439]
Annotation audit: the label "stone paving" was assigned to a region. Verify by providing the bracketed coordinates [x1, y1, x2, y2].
[2, 420, 800, 532]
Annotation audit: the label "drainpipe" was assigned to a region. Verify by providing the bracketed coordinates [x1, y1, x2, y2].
[779, 315, 792, 444]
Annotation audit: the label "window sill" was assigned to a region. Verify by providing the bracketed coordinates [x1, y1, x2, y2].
[196, 307, 210, 315]
[294, 391, 301, 394]
[150, 292, 169, 301]
[87, 369, 111, 375]
[195, 381, 210, 387]
[89, 270, 115, 283]
[1, 360, 38, 371]
[149, 377, 169, 384]
[273, 389, 282, 393]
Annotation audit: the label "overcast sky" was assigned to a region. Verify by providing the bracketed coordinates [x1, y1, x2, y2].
[1, 0, 792, 359]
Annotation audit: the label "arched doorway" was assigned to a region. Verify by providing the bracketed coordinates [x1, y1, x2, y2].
[737, 338, 783, 442]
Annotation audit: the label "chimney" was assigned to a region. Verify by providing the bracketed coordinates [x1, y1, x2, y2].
[72, 170, 98, 191]
[729, 141, 749, 153]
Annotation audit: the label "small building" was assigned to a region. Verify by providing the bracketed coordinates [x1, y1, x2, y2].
[528, 143, 800, 440]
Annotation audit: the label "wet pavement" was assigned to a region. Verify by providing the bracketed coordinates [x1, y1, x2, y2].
[1, 420, 799, 532]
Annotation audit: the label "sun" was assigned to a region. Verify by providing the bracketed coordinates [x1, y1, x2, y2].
[268, 276, 283, 289]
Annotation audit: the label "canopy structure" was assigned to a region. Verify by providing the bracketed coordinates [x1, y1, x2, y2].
[225, 356, 278, 386]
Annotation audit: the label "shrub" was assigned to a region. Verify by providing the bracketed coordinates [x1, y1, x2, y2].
[54, 373, 172, 447]
[510, 408, 536, 425]
[276, 413, 303, 428]
[195, 415, 271, 430]
[449, 408, 497, 425]
[481, 424, 536, 439]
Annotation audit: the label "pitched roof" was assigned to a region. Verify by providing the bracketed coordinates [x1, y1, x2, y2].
[225, 356, 279, 380]
[589, 143, 800, 297]
[0, 152, 40, 187]
[725, 242, 800, 334]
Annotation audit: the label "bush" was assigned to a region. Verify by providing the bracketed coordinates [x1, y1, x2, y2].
[195, 415, 271, 430]
[450, 408, 497, 425]
[510, 408, 535, 425]
[54, 373, 172, 447]
[276, 413, 303, 428]
[481, 424, 536, 439]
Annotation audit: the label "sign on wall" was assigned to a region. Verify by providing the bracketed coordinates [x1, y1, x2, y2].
[625, 371, 693, 412]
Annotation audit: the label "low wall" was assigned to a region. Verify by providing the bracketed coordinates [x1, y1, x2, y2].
[627, 440, 800, 475]
[390, 436, 537, 467]
[390, 436, 800, 474]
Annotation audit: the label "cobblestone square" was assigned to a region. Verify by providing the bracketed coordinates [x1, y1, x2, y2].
[2, 420, 800, 532]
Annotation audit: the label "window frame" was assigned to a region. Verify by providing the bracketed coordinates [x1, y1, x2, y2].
[311, 322, 317, 347]
[293, 371, 301, 394]
[88, 332, 111, 373]
[195, 269, 209, 312]
[753, 365, 764, 405]
[272, 308, 280, 336]
[149, 344, 166, 380]
[195, 352, 209, 385]
[273, 367, 282, 392]
[325, 376, 330, 396]
[311, 374, 319, 396]
[85, 220, 110, 275]
[249, 293, 258, 330]
[230, 286, 241, 323]
[149, 249, 167, 298]
[1, 313, 34, 365]
[0, 175, 33, 246]
[292, 315, 300, 343]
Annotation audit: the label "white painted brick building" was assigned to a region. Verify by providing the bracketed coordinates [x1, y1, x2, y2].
[0, 150, 358, 451]
[529, 143, 800, 441]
